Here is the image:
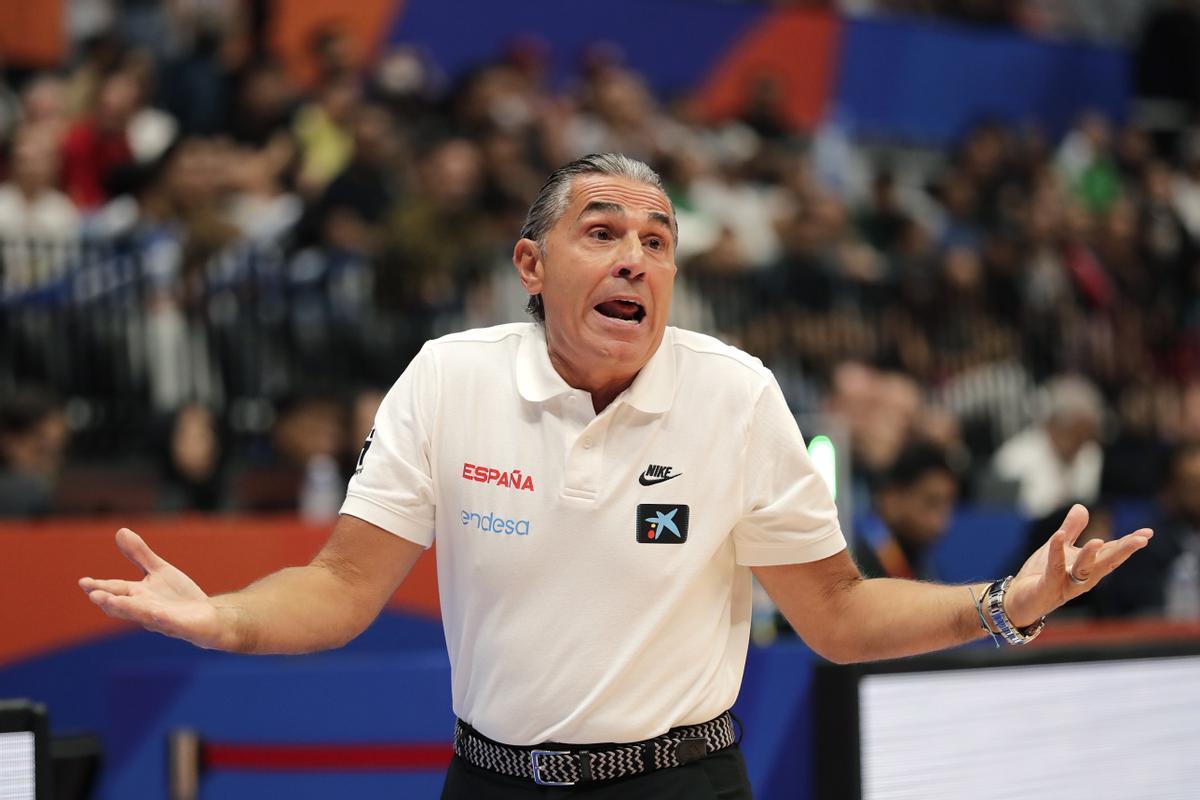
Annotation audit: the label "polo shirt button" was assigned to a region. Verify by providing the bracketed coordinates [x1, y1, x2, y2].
[583, 439, 592, 449]
[567, 395, 576, 401]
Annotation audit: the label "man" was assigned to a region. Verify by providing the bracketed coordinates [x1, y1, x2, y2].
[0, 386, 69, 518]
[855, 444, 957, 581]
[0, 124, 81, 241]
[81, 154, 1152, 798]
[989, 375, 1105, 518]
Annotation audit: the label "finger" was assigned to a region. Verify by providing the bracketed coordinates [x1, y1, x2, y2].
[1090, 529, 1154, 577]
[1058, 504, 1090, 548]
[79, 577, 135, 596]
[1046, 528, 1069, 578]
[115, 528, 165, 574]
[87, 590, 142, 622]
[1068, 538, 1104, 583]
[87, 591, 167, 631]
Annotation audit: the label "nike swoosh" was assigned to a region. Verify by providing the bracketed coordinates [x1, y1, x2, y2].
[639, 472, 682, 486]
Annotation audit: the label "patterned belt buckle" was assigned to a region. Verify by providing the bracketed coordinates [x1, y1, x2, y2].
[530, 749, 575, 786]
[675, 736, 707, 765]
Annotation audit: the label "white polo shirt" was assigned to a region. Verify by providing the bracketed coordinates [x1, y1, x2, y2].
[340, 322, 845, 745]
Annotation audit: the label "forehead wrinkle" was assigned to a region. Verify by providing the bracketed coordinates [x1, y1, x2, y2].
[574, 178, 671, 213]
[573, 191, 673, 232]
[566, 175, 679, 244]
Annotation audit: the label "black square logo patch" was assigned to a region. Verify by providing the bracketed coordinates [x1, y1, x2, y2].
[637, 504, 690, 544]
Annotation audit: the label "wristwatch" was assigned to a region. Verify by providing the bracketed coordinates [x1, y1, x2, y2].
[984, 576, 1045, 645]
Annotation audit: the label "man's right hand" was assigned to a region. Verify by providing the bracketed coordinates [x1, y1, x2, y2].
[79, 528, 230, 650]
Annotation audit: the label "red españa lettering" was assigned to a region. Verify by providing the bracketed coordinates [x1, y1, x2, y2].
[461, 463, 535, 492]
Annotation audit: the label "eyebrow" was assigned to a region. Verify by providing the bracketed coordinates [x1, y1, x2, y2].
[577, 201, 673, 234]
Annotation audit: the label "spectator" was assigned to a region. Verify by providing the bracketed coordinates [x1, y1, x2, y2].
[689, 156, 791, 271]
[989, 376, 1105, 517]
[1057, 113, 1121, 214]
[20, 75, 71, 143]
[375, 138, 491, 314]
[0, 125, 81, 240]
[292, 74, 360, 196]
[854, 444, 959, 580]
[1105, 442, 1200, 618]
[60, 71, 138, 210]
[298, 104, 401, 256]
[122, 51, 180, 164]
[63, 30, 126, 119]
[1137, 159, 1197, 319]
[0, 387, 69, 518]
[225, 142, 302, 243]
[856, 168, 911, 254]
[266, 393, 345, 515]
[1101, 382, 1173, 499]
[566, 66, 668, 162]
[159, 402, 227, 512]
[159, 15, 236, 135]
[226, 57, 298, 148]
[825, 363, 923, 502]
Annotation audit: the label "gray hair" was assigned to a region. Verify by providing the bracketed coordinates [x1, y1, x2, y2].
[1038, 375, 1105, 426]
[519, 153, 677, 321]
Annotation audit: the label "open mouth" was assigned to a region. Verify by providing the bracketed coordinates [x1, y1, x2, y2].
[594, 299, 646, 324]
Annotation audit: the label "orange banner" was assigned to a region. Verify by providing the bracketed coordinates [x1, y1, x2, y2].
[0, 515, 439, 667]
[0, 0, 65, 67]
[693, 8, 840, 131]
[269, 0, 404, 88]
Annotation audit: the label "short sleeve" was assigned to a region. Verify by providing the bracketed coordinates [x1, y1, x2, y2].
[731, 378, 847, 566]
[339, 344, 438, 547]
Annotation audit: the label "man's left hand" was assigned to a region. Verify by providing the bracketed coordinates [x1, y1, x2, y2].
[1004, 504, 1153, 627]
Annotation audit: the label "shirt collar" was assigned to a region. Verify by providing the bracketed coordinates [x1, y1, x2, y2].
[516, 324, 573, 403]
[516, 324, 677, 414]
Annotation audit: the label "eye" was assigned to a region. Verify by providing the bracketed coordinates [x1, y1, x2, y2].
[590, 227, 612, 241]
[645, 237, 664, 251]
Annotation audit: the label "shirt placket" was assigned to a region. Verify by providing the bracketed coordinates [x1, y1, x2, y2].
[561, 393, 609, 502]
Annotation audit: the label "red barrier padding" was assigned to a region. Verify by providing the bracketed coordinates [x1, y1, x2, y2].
[203, 742, 454, 772]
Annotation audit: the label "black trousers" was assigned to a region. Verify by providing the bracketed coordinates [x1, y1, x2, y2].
[440, 745, 753, 799]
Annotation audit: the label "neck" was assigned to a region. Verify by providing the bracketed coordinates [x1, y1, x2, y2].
[15, 181, 42, 201]
[546, 346, 638, 414]
[1046, 425, 1080, 463]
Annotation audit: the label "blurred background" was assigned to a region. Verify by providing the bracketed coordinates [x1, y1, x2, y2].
[3, 0, 1200, 798]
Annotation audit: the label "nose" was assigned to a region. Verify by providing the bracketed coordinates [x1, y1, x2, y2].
[611, 233, 648, 280]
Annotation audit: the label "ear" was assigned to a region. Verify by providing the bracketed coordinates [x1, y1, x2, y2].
[513, 238, 544, 295]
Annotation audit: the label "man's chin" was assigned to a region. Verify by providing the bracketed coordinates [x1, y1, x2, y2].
[590, 318, 666, 364]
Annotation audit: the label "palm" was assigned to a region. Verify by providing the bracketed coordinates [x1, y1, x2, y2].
[79, 528, 224, 649]
[1003, 505, 1153, 627]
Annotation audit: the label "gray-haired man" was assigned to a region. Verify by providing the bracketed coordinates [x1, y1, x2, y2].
[81, 154, 1152, 798]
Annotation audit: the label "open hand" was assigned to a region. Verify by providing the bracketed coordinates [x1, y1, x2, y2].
[79, 528, 228, 649]
[1004, 504, 1153, 627]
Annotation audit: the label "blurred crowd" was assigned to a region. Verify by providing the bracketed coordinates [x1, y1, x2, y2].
[4, 1, 1200, 618]
[839, 0, 1153, 42]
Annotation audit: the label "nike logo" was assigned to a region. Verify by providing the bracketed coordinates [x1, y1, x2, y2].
[639, 473, 681, 486]
[639, 464, 682, 486]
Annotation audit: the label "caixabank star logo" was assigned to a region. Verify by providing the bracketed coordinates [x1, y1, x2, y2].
[636, 504, 690, 544]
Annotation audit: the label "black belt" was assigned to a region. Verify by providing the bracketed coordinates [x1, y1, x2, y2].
[453, 711, 738, 787]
